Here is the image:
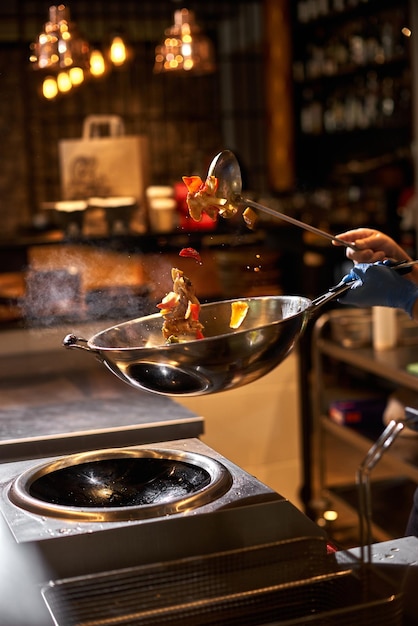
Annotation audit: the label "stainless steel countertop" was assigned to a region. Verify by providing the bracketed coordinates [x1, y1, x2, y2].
[0, 366, 203, 462]
[0, 319, 204, 461]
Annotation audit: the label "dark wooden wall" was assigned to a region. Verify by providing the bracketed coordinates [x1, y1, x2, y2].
[0, 1, 268, 234]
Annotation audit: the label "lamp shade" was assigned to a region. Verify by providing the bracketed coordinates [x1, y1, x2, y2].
[154, 8, 216, 75]
[30, 4, 90, 72]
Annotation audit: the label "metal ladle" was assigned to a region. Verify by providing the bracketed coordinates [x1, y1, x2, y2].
[208, 150, 359, 251]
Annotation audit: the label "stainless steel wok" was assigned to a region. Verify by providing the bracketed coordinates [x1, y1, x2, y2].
[63, 282, 350, 396]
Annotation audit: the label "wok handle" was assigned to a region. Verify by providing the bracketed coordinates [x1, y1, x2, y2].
[310, 281, 352, 310]
[63, 334, 95, 353]
[310, 260, 418, 312]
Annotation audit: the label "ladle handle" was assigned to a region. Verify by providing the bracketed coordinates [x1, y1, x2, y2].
[244, 198, 359, 251]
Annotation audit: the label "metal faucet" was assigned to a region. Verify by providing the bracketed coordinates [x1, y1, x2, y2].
[357, 406, 418, 561]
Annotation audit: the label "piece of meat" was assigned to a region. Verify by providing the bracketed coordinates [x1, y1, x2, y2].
[157, 268, 204, 341]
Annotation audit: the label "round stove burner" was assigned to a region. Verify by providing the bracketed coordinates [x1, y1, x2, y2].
[31, 458, 212, 507]
[8, 448, 233, 522]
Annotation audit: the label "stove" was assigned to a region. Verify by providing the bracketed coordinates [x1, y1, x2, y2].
[0, 359, 328, 624]
[0, 438, 323, 550]
[1, 440, 404, 626]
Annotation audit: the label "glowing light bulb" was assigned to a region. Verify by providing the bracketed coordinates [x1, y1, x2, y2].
[323, 510, 338, 522]
[109, 36, 127, 66]
[57, 71, 72, 92]
[69, 66, 84, 85]
[90, 49, 106, 76]
[42, 76, 58, 99]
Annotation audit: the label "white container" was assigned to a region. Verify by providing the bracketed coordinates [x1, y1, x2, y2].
[146, 186, 174, 199]
[372, 306, 398, 351]
[148, 197, 177, 232]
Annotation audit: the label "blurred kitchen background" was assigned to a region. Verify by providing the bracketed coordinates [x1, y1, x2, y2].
[0, 0, 415, 297]
[0, 0, 417, 546]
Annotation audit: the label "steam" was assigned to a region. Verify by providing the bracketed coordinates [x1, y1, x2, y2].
[22, 247, 154, 328]
[24, 267, 82, 324]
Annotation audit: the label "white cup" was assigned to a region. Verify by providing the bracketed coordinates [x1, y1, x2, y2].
[372, 306, 398, 350]
[149, 198, 177, 232]
[146, 186, 174, 200]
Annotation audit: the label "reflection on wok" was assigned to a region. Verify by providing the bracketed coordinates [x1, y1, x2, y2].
[63, 294, 336, 396]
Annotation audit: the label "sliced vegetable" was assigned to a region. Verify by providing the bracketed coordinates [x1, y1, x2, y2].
[185, 301, 201, 321]
[182, 175, 205, 194]
[230, 301, 249, 329]
[156, 291, 180, 316]
[179, 247, 202, 264]
[182, 174, 226, 222]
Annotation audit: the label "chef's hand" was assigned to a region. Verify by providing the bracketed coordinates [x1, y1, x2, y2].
[339, 263, 418, 318]
[333, 228, 410, 263]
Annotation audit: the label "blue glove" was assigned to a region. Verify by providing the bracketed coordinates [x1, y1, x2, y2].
[339, 263, 418, 317]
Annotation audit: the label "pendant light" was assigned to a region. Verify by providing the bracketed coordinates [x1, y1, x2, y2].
[154, 8, 216, 75]
[109, 36, 128, 66]
[89, 49, 106, 77]
[29, 4, 90, 73]
[30, 4, 90, 98]
[42, 76, 59, 100]
[30, 4, 131, 98]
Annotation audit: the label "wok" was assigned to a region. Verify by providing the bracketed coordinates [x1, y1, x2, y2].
[63, 281, 350, 397]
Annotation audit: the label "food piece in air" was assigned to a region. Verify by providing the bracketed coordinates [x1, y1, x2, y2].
[157, 268, 204, 341]
[182, 175, 237, 222]
[179, 247, 202, 264]
[230, 301, 249, 329]
[243, 207, 257, 230]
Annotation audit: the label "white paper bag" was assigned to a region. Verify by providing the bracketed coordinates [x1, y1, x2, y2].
[58, 116, 149, 203]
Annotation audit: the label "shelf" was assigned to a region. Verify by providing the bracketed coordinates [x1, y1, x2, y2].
[292, 0, 411, 188]
[321, 476, 415, 544]
[317, 337, 418, 392]
[294, 55, 408, 86]
[295, 0, 406, 28]
[0, 227, 271, 275]
[321, 415, 418, 484]
[299, 124, 411, 139]
[0, 227, 266, 254]
[320, 487, 391, 544]
[310, 311, 418, 547]
[334, 476, 416, 536]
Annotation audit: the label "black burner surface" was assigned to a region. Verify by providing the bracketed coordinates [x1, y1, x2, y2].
[29, 457, 211, 508]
